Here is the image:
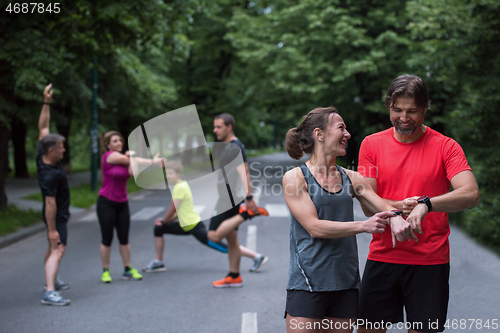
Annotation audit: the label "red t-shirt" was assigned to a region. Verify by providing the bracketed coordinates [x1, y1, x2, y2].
[358, 127, 471, 265]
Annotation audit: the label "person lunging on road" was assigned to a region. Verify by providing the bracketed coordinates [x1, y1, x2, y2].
[144, 160, 268, 273]
[143, 161, 229, 272]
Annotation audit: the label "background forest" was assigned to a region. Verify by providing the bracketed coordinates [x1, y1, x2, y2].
[1, 0, 499, 249]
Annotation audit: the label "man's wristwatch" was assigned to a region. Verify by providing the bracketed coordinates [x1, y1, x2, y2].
[391, 210, 403, 216]
[417, 195, 432, 212]
[245, 195, 253, 201]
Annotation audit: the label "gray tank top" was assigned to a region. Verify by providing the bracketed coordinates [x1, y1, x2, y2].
[286, 163, 360, 292]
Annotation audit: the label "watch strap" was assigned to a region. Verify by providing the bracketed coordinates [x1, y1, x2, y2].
[417, 195, 432, 212]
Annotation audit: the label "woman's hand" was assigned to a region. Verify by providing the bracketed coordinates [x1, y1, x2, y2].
[402, 196, 421, 216]
[362, 211, 393, 234]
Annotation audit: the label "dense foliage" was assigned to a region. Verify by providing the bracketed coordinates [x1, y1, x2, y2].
[1, 0, 499, 248]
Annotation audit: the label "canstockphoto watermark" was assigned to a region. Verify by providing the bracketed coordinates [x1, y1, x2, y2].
[289, 319, 424, 331]
[249, 162, 379, 180]
[248, 162, 378, 197]
[250, 179, 368, 198]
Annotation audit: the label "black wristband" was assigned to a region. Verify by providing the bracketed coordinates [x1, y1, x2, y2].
[239, 211, 251, 220]
[43, 102, 51, 105]
[417, 195, 433, 212]
[245, 195, 253, 201]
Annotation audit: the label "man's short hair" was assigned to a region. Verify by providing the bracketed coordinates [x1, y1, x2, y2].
[384, 74, 431, 111]
[164, 160, 183, 175]
[214, 113, 235, 131]
[40, 134, 65, 155]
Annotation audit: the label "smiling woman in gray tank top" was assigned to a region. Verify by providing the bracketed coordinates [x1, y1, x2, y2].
[282, 107, 408, 333]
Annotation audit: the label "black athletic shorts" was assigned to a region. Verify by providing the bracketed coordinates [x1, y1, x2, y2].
[154, 219, 198, 236]
[209, 203, 241, 231]
[285, 289, 359, 319]
[43, 219, 68, 246]
[359, 260, 450, 332]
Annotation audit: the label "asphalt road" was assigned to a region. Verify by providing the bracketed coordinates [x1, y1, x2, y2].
[0, 152, 499, 333]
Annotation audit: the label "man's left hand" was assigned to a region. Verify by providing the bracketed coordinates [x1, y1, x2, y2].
[406, 203, 428, 235]
[245, 198, 259, 214]
[43, 83, 53, 103]
[402, 196, 421, 216]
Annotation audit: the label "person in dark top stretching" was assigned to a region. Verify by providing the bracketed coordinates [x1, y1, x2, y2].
[207, 113, 269, 288]
[37, 83, 71, 306]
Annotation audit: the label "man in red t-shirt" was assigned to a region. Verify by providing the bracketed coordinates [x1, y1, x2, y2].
[357, 74, 479, 333]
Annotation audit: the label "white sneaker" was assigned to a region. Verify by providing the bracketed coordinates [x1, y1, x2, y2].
[142, 260, 166, 273]
[41, 291, 70, 306]
[249, 255, 269, 273]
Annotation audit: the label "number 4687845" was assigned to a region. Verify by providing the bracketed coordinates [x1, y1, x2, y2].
[444, 319, 498, 330]
[5, 3, 61, 14]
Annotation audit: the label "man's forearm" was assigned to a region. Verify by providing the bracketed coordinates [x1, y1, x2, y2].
[430, 189, 479, 213]
[163, 202, 178, 222]
[45, 201, 57, 231]
[385, 198, 403, 210]
[162, 211, 172, 222]
[244, 163, 252, 196]
[38, 105, 50, 131]
[163, 212, 177, 222]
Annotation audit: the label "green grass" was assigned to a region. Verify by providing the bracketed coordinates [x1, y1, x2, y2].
[23, 178, 144, 209]
[247, 146, 284, 158]
[0, 205, 42, 237]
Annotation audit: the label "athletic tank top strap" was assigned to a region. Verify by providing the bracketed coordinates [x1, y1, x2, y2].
[287, 163, 360, 292]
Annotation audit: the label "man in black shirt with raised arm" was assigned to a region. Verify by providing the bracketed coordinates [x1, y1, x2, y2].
[37, 83, 71, 306]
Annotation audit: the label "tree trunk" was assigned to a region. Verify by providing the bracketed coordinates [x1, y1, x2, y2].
[0, 122, 10, 210]
[55, 103, 73, 173]
[182, 134, 193, 166]
[11, 115, 30, 178]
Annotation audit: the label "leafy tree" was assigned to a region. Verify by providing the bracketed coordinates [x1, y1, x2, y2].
[406, 0, 500, 248]
[226, 0, 412, 161]
[0, 0, 196, 208]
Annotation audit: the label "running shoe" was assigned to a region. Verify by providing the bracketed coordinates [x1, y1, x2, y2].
[41, 291, 70, 306]
[44, 277, 70, 291]
[249, 255, 269, 273]
[212, 275, 243, 288]
[122, 267, 142, 281]
[142, 260, 167, 273]
[101, 270, 112, 283]
[239, 204, 269, 217]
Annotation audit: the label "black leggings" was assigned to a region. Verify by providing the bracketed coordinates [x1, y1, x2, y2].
[97, 196, 130, 246]
[154, 220, 228, 253]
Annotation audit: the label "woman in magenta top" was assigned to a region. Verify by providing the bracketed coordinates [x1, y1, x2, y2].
[97, 131, 142, 283]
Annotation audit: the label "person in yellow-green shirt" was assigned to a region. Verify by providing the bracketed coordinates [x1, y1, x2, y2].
[143, 161, 265, 272]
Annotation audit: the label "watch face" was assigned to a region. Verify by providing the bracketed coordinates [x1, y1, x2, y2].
[417, 195, 429, 203]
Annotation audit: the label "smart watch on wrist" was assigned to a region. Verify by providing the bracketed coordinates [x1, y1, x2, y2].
[391, 210, 403, 216]
[245, 195, 253, 201]
[417, 195, 432, 212]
